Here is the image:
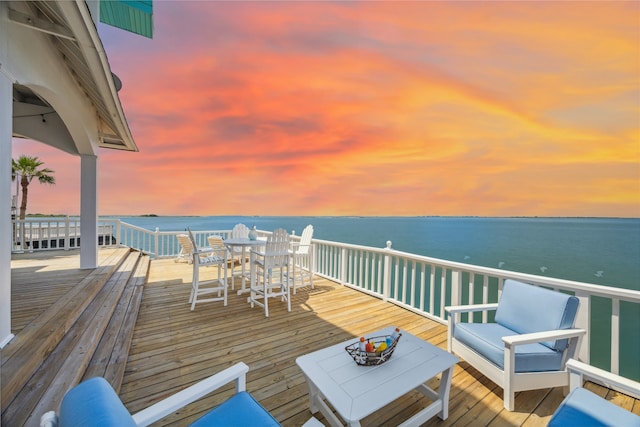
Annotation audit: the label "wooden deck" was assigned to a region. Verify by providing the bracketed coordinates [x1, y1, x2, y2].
[5, 250, 639, 426]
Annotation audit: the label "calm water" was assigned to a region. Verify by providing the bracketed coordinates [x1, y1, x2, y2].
[116, 216, 639, 291]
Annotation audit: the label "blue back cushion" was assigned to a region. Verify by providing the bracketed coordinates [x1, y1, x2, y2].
[495, 279, 579, 351]
[59, 377, 136, 427]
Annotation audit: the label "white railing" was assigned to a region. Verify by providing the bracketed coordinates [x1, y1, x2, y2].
[11, 218, 640, 381]
[311, 237, 640, 381]
[11, 217, 116, 251]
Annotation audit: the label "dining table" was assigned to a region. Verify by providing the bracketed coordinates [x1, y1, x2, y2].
[223, 237, 266, 295]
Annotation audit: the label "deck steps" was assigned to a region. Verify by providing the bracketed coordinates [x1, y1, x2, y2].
[83, 254, 149, 391]
[1, 249, 149, 427]
[1, 247, 131, 410]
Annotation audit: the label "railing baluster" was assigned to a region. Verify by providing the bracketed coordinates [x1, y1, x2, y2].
[419, 263, 426, 312]
[482, 275, 489, 323]
[611, 298, 620, 375]
[383, 245, 391, 301]
[154, 228, 159, 258]
[401, 259, 408, 304]
[429, 266, 436, 315]
[468, 272, 475, 322]
[575, 291, 590, 364]
[440, 268, 447, 319]
[341, 247, 347, 285]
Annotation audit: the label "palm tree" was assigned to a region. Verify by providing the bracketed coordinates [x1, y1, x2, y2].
[11, 155, 56, 220]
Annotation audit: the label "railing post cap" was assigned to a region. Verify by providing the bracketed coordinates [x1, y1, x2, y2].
[386, 240, 392, 249]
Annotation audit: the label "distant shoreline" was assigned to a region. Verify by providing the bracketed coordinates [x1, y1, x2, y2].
[25, 214, 638, 220]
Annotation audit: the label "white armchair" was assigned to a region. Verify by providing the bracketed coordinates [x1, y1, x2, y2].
[39, 362, 281, 427]
[446, 279, 586, 411]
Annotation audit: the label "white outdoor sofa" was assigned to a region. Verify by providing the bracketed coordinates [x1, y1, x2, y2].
[548, 358, 640, 426]
[39, 362, 280, 427]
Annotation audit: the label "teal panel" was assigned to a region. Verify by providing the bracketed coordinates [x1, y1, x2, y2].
[100, 0, 153, 39]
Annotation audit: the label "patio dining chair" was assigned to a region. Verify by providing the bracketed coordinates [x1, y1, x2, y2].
[250, 228, 291, 317]
[289, 224, 314, 294]
[229, 223, 250, 287]
[446, 279, 586, 411]
[187, 229, 228, 311]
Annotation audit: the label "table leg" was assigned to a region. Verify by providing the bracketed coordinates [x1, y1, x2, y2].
[438, 365, 454, 420]
[250, 250, 256, 290]
[236, 246, 251, 295]
[241, 246, 247, 291]
[301, 374, 348, 427]
[304, 377, 320, 414]
[401, 365, 454, 426]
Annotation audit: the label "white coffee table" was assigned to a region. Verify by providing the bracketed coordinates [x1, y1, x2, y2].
[296, 327, 459, 427]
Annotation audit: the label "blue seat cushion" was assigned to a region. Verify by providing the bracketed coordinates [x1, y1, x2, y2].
[454, 323, 563, 372]
[549, 387, 640, 426]
[495, 279, 579, 351]
[189, 391, 281, 427]
[59, 377, 137, 427]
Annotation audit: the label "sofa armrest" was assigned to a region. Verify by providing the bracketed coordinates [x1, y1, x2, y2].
[132, 362, 249, 427]
[445, 303, 499, 315]
[566, 359, 640, 398]
[502, 329, 585, 346]
[502, 330, 586, 388]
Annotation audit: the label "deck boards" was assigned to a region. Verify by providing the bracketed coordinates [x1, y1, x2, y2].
[4, 249, 148, 427]
[2, 248, 130, 413]
[5, 251, 639, 426]
[119, 258, 564, 426]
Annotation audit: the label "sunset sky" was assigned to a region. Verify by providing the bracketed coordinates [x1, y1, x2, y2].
[12, 1, 640, 217]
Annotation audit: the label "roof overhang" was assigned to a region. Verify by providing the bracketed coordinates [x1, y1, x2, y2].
[5, 0, 138, 153]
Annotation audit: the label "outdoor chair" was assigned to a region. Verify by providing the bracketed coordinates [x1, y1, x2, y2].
[250, 228, 291, 317]
[289, 224, 314, 294]
[229, 223, 250, 286]
[175, 234, 194, 263]
[548, 359, 640, 426]
[39, 362, 281, 427]
[208, 235, 238, 290]
[230, 223, 250, 253]
[187, 229, 228, 311]
[446, 279, 586, 411]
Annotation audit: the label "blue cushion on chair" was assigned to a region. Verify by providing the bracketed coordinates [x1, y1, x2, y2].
[549, 387, 640, 426]
[59, 377, 137, 427]
[495, 279, 579, 351]
[189, 391, 281, 426]
[454, 323, 563, 372]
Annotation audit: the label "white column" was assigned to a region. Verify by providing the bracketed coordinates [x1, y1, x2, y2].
[80, 154, 98, 269]
[0, 69, 14, 348]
